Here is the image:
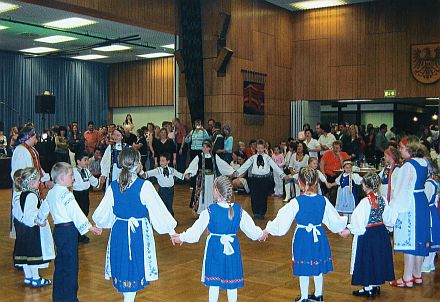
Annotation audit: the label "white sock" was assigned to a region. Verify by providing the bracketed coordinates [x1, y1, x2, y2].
[299, 276, 309, 300]
[209, 286, 220, 302]
[22, 265, 32, 279]
[29, 265, 40, 279]
[313, 274, 323, 296]
[227, 289, 237, 302]
[364, 285, 373, 291]
[423, 252, 436, 268]
[123, 292, 136, 302]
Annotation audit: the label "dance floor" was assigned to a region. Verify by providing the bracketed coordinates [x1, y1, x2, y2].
[0, 185, 439, 301]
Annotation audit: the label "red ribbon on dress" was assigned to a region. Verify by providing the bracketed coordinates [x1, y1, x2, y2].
[367, 191, 378, 209]
[21, 143, 46, 196]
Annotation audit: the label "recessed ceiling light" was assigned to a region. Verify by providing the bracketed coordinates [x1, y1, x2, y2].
[71, 54, 108, 60]
[290, 0, 347, 10]
[92, 44, 131, 52]
[34, 35, 78, 44]
[426, 97, 440, 100]
[161, 44, 175, 50]
[44, 17, 96, 29]
[0, 2, 19, 13]
[338, 99, 372, 103]
[137, 52, 173, 59]
[19, 47, 58, 54]
[0, 25, 8, 30]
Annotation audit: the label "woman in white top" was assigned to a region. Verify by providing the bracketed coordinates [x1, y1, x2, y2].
[304, 129, 320, 159]
[289, 142, 309, 196]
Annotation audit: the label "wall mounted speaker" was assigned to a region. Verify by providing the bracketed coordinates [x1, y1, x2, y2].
[35, 95, 55, 114]
[213, 47, 233, 75]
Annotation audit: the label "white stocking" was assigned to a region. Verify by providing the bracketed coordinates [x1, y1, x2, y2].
[209, 286, 220, 302]
[313, 274, 323, 296]
[299, 276, 309, 300]
[29, 265, 40, 279]
[413, 256, 424, 277]
[22, 265, 32, 279]
[403, 253, 415, 281]
[123, 292, 136, 302]
[227, 289, 237, 302]
[423, 252, 436, 268]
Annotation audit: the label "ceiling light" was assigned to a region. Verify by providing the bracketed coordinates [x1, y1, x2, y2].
[19, 47, 58, 54]
[137, 52, 173, 59]
[161, 44, 175, 49]
[92, 44, 131, 52]
[426, 97, 440, 100]
[290, 0, 347, 10]
[0, 25, 8, 30]
[44, 17, 96, 29]
[71, 54, 108, 60]
[412, 116, 418, 122]
[34, 35, 78, 44]
[433, 114, 438, 121]
[0, 2, 19, 13]
[338, 99, 372, 103]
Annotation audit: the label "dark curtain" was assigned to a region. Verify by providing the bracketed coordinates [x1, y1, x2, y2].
[0, 51, 108, 134]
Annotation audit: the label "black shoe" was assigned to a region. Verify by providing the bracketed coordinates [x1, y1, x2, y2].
[374, 286, 380, 295]
[352, 287, 377, 298]
[308, 294, 324, 301]
[294, 297, 310, 302]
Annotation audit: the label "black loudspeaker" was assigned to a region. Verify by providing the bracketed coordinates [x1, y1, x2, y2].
[35, 95, 55, 114]
[213, 47, 233, 75]
[174, 49, 185, 73]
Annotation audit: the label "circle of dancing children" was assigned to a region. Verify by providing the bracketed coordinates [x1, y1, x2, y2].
[12, 167, 55, 288]
[171, 175, 265, 302]
[388, 136, 431, 288]
[92, 148, 177, 302]
[339, 173, 397, 298]
[37, 162, 102, 302]
[263, 166, 348, 302]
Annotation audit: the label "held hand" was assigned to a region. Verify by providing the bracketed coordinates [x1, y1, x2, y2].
[282, 175, 290, 180]
[259, 230, 269, 242]
[37, 220, 47, 227]
[90, 226, 102, 235]
[339, 228, 351, 238]
[99, 175, 106, 185]
[170, 233, 183, 246]
[184, 173, 192, 180]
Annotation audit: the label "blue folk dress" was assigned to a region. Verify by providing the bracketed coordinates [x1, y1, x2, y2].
[293, 194, 333, 276]
[426, 178, 440, 252]
[335, 173, 360, 214]
[203, 203, 244, 289]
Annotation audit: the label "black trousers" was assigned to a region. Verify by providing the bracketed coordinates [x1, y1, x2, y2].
[159, 186, 175, 216]
[73, 190, 90, 217]
[53, 223, 79, 302]
[248, 176, 271, 217]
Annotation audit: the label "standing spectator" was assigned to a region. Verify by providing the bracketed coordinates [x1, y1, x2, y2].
[107, 123, 116, 145]
[386, 126, 397, 141]
[173, 118, 188, 173]
[54, 126, 70, 163]
[133, 126, 149, 171]
[123, 125, 137, 146]
[164, 122, 175, 141]
[206, 118, 215, 137]
[343, 125, 361, 161]
[212, 122, 225, 157]
[8, 126, 19, 154]
[83, 121, 99, 154]
[318, 123, 336, 157]
[68, 123, 84, 154]
[88, 148, 102, 178]
[222, 124, 234, 164]
[97, 126, 108, 153]
[184, 119, 210, 160]
[153, 128, 176, 167]
[245, 139, 257, 159]
[122, 114, 135, 131]
[365, 127, 376, 165]
[314, 123, 322, 140]
[304, 129, 320, 159]
[375, 124, 389, 166]
[0, 129, 7, 155]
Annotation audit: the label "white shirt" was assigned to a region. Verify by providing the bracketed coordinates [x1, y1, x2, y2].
[38, 184, 91, 235]
[318, 133, 336, 156]
[11, 144, 50, 182]
[73, 167, 100, 191]
[236, 153, 285, 177]
[184, 153, 235, 177]
[288, 153, 309, 173]
[335, 172, 363, 186]
[145, 166, 184, 188]
[179, 203, 263, 243]
[304, 138, 320, 159]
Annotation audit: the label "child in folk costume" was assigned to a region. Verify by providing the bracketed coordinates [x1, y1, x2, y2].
[272, 145, 286, 197]
[172, 176, 265, 302]
[12, 167, 55, 287]
[389, 136, 430, 288]
[263, 167, 347, 302]
[92, 148, 177, 302]
[184, 139, 234, 215]
[101, 126, 128, 187]
[291, 157, 333, 197]
[234, 139, 287, 220]
[339, 173, 397, 298]
[334, 161, 363, 217]
[421, 161, 440, 273]
[37, 162, 102, 302]
[378, 146, 401, 204]
[73, 151, 104, 243]
[143, 153, 184, 217]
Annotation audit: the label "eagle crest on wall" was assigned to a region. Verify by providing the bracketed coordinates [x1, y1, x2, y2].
[411, 43, 440, 84]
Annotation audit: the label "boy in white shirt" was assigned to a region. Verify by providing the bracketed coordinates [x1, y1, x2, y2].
[37, 162, 101, 302]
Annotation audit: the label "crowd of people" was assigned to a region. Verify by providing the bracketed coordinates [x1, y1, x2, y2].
[5, 116, 440, 302]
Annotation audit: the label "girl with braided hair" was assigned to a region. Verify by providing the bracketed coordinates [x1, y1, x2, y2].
[93, 148, 177, 302]
[172, 175, 264, 302]
[264, 167, 347, 302]
[378, 146, 401, 204]
[12, 167, 55, 287]
[339, 173, 397, 298]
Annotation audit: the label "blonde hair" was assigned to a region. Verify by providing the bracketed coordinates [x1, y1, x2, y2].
[298, 166, 318, 193]
[51, 162, 72, 184]
[214, 176, 234, 220]
[13, 167, 38, 192]
[118, 148, 141, 192]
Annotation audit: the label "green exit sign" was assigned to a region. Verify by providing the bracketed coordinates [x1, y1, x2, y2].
[384, 90, 397, 97]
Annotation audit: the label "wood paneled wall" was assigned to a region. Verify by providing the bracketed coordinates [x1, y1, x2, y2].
[21, 0, 177, 34]
[179, 0, 440, 148]
[108, 57, 174, 108]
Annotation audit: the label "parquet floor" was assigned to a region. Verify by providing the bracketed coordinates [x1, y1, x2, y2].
[1, 185, 439, 301]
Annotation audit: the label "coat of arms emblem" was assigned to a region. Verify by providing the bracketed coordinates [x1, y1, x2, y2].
[411, 43, 440, 84]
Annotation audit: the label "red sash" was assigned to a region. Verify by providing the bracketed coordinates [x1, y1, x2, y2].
[386, 163, 395, 203]
[21, 143, 46, 195]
